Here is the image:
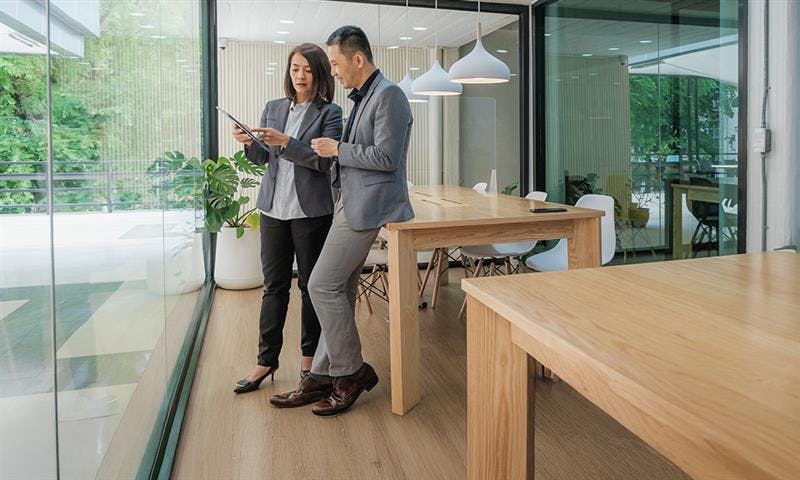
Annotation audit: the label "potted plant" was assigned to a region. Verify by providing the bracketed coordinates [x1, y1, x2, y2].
[203, 150, 266, 290]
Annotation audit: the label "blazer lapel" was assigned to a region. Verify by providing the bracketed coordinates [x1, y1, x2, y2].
[294, 103, 322, 141]
[349, 73, 383, 142]
[271, 99, 291, 158]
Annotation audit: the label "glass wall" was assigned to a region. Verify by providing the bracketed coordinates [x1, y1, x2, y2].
[454, 19, 521, 194]
[215, 0, 522, 192]
[1, 0, 207, 478]
[542, 0, 740, 262]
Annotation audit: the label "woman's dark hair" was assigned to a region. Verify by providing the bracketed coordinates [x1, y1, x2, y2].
[284, 43, 335, 104]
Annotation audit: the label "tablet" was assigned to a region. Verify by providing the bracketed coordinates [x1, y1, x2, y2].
[217, 106, 270, 152]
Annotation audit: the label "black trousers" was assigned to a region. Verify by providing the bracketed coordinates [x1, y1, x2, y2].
[257, 213, 332, 367]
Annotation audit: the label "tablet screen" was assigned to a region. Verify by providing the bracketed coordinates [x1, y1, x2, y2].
[217, 106, 270, 152]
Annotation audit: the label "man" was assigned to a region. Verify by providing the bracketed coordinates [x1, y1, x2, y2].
[270, 26, 414, 416]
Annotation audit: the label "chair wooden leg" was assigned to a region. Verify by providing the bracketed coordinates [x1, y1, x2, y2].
[431, 249, 445, 309]
[459, 257, 485, 318]
[419, 248, 438, 298]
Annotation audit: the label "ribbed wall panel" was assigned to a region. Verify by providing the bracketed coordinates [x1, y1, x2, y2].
[545, 55, 631, 206]
[217, 41, 431, 211]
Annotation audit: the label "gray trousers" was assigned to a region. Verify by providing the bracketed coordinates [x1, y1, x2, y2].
[308, 200, 379, 377]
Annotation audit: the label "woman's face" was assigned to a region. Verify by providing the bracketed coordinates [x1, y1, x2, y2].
[290, 53, 314, 101]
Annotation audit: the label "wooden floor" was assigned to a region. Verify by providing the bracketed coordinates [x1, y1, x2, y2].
[172, 271, 690, 480]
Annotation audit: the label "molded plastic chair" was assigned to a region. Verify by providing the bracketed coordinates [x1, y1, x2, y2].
[525, 194, 616, 272]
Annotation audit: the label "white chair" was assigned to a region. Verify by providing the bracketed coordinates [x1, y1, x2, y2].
[458, 191, 549, 317]
[525, 194, 616, 272]
[473, 182, 487, 193]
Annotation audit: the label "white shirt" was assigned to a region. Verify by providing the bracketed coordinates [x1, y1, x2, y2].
[260, 101, 310, 220]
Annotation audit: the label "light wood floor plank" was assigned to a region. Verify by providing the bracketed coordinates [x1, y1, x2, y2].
[172, 275, 689, 480]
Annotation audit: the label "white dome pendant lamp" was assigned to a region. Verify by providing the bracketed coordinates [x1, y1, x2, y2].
[448, 1, 510, 84]
[398, 0, 428, 102]
[411, 0, 462, 96]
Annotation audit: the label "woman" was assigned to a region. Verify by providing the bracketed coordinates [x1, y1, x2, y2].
[232, 43, 342, 394]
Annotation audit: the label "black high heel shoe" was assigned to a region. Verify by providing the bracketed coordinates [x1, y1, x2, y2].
[234, 366, 277, 394]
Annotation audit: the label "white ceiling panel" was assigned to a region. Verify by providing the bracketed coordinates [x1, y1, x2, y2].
[217, 0, 518, 48]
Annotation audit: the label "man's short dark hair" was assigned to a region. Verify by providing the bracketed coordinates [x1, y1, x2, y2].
[326, 26, 373, 64]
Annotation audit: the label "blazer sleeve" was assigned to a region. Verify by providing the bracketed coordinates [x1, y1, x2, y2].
[244, 102, 271, 166]
[281, 104, 343, 172]
[337, 85, 411, 172]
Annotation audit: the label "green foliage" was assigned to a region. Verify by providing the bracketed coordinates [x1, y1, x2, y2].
[501, 182, 518, 196]
[204, 151, 265, 238]
[0, 55, 106, 213]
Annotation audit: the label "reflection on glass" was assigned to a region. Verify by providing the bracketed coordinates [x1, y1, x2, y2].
[544, 0, 739, 263]
[455, 20, 520, 194]
[0, 3, 58, 477]
[0, 0, 203, 477]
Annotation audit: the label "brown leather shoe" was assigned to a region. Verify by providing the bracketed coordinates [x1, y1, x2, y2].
[311, 363, 379, 416]
[269, 374, 333, 408]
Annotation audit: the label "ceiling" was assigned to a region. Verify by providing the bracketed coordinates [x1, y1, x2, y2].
[217, 0, 519, 48]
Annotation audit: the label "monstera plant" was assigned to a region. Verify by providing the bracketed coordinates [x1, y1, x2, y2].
[204, 150, 266, 238]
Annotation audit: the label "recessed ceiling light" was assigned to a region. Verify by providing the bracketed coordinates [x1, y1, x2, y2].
[141, 25, 156, 29]
[510, 73, 517, 77]
[176, 59, 187, 63]
[400, 36, 412, 41]
[150, 35, 167, 39]
[497, 49, 508, 53]
[387, 45, 400, 49]
[129, 12, 145, 17]
[589, 72, 599, 76]
[582, 53, 593, 57]
[410, 67, 420, 71]
[277, 31, 290, 35]
[544, 33, 552, 37]
[266, 72, 274, 75]
[608, 47, 620, 51]
[268, 62, 278, 66]
[571, 75, 580, 79]
[640, 40, 653, 44]
[555, 78, 561, 82]
[79, 62, 91, 65]
[413, 26, 427, 31]
[274, 40, 286, 44]
[279, 19, 294, 24]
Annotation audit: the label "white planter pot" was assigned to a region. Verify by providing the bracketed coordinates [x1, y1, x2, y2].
[214, 226, 263, 290]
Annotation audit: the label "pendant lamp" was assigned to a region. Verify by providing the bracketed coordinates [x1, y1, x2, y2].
[411, 0, 462, 96]
[448, 1, 510, 84]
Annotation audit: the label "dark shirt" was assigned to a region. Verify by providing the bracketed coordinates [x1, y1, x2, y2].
[334, 69, 381, 188]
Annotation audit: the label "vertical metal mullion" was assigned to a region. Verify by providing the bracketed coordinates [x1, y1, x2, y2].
[43, 0, 61, 477]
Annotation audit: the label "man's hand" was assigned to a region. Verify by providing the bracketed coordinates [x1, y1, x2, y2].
[310, 137, 339, 157]
[252, 127, 289, 148]
[232, 125, 252, 147]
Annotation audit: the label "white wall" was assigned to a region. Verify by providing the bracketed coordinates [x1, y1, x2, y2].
[747, 0, 800, 251]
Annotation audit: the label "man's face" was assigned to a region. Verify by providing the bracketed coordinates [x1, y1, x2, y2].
[327, 44, 357, 89]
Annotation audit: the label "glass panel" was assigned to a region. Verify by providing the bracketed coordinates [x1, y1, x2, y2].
[454, 19, 520, 195]
[216, 1, 520, 190]
[0, 1, 58, 477]
[544, 0, 739, 263]
[46, 0, 204, 477]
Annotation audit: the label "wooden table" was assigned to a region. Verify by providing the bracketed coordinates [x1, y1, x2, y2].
[671, 183, 719, 259]
[384, 185, 604, 415]
[461, 252, 800, 480]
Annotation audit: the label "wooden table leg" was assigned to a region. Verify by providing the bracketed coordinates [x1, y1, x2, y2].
[673, 190, 683, 260]
[567, 217, 601, 269]
[467, 296, 535, 480]
[387, 229, 421, 415]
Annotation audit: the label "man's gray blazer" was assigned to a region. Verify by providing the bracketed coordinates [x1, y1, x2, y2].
[337, 72, 415, 231]
[245, 99, 343, 218]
